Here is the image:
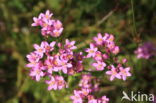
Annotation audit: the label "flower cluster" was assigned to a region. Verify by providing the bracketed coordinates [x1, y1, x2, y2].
[26, 39, 84, 90]
[71, 74, 109, 103]
[26, 10, 133, 103]
[32, 10, 63, 37]
[135, 42, 156, 59]
[85, 33, 131, 81]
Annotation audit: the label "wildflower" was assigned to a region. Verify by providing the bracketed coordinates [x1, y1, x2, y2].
[92, 61, 106, 71]
[43, 41, 56, 53]
[65, 39, 77, 50]
[94, 51, 103, 61]
[46, 76, 57, 90]
[98, 96, 109, 103]
[55, 75, 67, 90]
[51, 28, 63, 37]
[29, 67, 44, 81]
[33, 42, 46, 57]
[106, 65, 121, 81]
[85, 43, 98, 58]
[119, 67, 131, 81]
[70, 90, 83, 103]
[88, 95, 98, 103]
[42, 10, 53, 19]
[93, 33, 104, 45]
[135, 42, 156, 59]
[112, 46, 120, 54]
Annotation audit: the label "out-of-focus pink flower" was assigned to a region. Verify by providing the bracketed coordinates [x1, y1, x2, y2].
[135, 42, 156, 59]
[43, 41, 56, 53]
[88, 95, 98, 103]
[26, 51, 41, 63]
[65, 39, 77, 50]
[93, 33, 104, 45]
[85, 43, 98, 58]
[92, 61, 106, 71]
[46, 75, 66, 90]
[42, 10, 53, 19]
[94, 51, 103, 61]
[79, 74, 92, 88]
[53, 20, 63, 29]
[55, 75, 67, 90]
[29, 67, 44, 81]
[98, 96, 109, 103]
[46, 76, 57, 90]
[103, 54, 109, 60]
[33, 42, 46, 57]
[106, 65, 121, 81]
[70, 90, 83, 103]
[119, 67, 131, 81]
[60, 60, 72, 74]
[112, 46, 120, 54]
[51, 28, 63, 37]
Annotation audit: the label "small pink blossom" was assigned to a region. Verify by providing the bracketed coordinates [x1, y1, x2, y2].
[106, 65, 121, 81]
[29, 67, 44, 81]
[94, 51, 103, 61]
[46, 76, 57, 90]
[70, 90, 83, 103]
[92, 61, 106, 71]
[85, 44, 98, 58]
[33, 42, 46, 57]
[93, 33, 104, 45]
[43, 41, 56, 53]
[119, 67, 131, 80]
[112, 46, 120, 54]
[100, 96, 109, 103]
[51, 28, 63, 37]
[55, 75, 67, 90]
[65, 39, 77, 50]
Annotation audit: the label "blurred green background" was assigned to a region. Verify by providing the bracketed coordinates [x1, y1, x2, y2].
[0, 0, 156, 103]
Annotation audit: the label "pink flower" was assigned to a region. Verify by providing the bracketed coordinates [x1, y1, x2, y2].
[88, 95, 97, 103]
[29, 67, 44, 81]
[100, 96, 109, 103]
[79, 74, 92, 88]
[55, 75, 67, 90]
[106, 65, 121, 81]
[60, 60, 72, 74]
[42, 10, 53, 20]
[103, 54, 109, 60]
[31, 17, 42, 26]
[53, 20, 63, 30]
[94, 51, 103, 61]
[70, 90, 83, 103]
[119, 67, 131, 80]
[135, 42, 156, 59]
[44, 57, 54, 74]
[33, 42, 46, 57]
[26, 51, 41, 63]
[92, 61, 106, 71]
[65, 39, 77, 50]
[93, 33, 104, 45]
[43, 41, 56, 53]
[26, 52, 41, 68]
[46, 76, 57, 90]
[112, 46, 120, 54]
[85, 44, 98, 58]
[51, 28, 63, 37]
[81, 88, 91, 96]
